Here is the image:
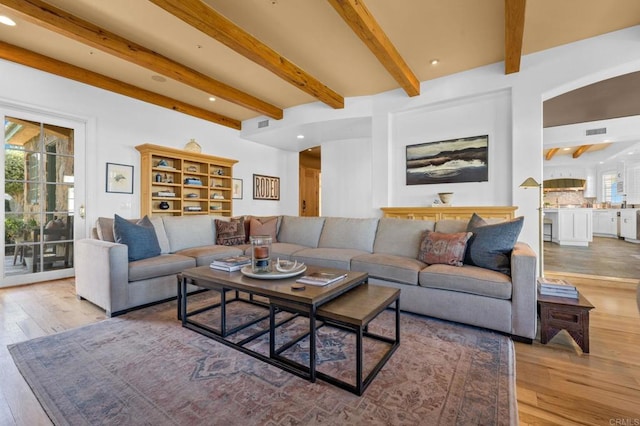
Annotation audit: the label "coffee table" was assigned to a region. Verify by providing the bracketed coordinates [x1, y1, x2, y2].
[178, 265, 368, 382]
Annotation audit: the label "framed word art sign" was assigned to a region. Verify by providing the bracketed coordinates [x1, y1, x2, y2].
[253, 174, 280, 200]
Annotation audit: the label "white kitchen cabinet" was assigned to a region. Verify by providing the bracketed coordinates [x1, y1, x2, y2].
[593, 209, 618, 236]
[544, 208, 593, 246]
[619, 209, 639, 241]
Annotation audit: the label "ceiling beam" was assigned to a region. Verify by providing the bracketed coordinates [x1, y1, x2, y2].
[504, 0, 526, 74]
[573, 144, 593, 158]
[545, 147, 559, 160]
[327, 0, 420, 97]
[0, 0, 282, 120]
[149, 0, 344, 110]
[0, 41, 241, 129]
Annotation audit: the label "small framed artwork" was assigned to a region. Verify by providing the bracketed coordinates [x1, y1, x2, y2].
[106, 162, 134, 194]
[232, 178, 243, 199]
[253, 174, 280, 200]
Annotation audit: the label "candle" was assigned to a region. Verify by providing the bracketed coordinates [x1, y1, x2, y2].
[254, 246, 269, 259]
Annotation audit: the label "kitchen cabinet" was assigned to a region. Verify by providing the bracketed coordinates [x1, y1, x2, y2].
[592, 209, 618, 236]
[544, 208, 593, 247]
[619, 209, 639, 241]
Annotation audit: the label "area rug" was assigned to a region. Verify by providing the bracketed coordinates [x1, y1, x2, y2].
[8, 295, 518, 425]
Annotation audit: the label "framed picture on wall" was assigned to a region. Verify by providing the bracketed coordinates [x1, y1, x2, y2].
[232, 178, 243, 199]
[253, 174, 280, 200]
[406, 135, 488, 185]
[106, 162, 134, 194]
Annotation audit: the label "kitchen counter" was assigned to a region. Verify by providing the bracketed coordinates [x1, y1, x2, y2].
[544, 208, 593, 247]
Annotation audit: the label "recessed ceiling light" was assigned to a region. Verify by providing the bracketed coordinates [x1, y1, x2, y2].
[563, 147, 571, 151]
[0, 16, 16, 26]
[151, 75, 166, 83]
[297, 135, 304, 139]
[208, 97, 216, 102]
[430, 59, 439, 65]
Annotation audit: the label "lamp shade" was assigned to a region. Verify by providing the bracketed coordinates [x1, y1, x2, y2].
[520, 177, 540, 188]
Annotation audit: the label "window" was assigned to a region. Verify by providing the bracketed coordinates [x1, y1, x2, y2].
[602, 172, 622, 203]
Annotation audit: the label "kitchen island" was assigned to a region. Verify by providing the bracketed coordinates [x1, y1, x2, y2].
[544, 208, 593, 247]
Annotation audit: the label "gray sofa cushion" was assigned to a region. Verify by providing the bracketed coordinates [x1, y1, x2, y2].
[434, 219, 467, 233]
[373, 218, 435, 258]
[149, 216, 170, 254]
[128, 254, 196, 282]
[351, 253, 424, 286]
[292, 247, 368, 270]
[175, 245, 244, 266]
[277, 216, 325, 248]
[262, 242, 308, 260]
[318, 217, 379, 252]
[419, 264, 512, 299]
[162, 215, 215, 252]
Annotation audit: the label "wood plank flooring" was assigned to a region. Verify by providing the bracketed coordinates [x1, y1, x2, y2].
[1, 274, 639, 425]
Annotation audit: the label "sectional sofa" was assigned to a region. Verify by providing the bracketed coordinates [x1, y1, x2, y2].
[75, 214, 537, 340]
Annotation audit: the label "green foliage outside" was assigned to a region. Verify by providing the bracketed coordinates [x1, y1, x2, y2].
[4, 149, 26, 246]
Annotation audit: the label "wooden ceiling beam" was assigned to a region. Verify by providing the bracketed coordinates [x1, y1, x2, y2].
[573, 144, 593, 158]
[327, 0, 420, 97]
[0, 0, 282, 120]
[149, 0, 344, 110]
[545, 147, 559, 160]
[504, 0, 526, 74]
[0, 41, 241, 129]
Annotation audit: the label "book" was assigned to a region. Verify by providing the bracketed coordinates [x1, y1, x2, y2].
[210, 263, 246, 272]
[152, 191, 176, 197]
[296, 271, 347, 286]
[211, 256, 251, 267]
[539, 289, 579, 299]
[537, 277, 577, 291]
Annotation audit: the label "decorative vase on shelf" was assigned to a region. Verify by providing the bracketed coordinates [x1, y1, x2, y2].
[184, 138, 201, 153]
[158, 201, 170, 210]
[438, 192, 453, 205]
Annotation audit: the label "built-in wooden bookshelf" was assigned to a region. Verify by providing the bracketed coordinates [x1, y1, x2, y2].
[380, 206, 517, 221]
[136, 144, 238, 217]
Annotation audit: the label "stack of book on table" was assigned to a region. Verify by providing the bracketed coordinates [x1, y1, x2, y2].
[210, 256, 251, 272]
[537, 277, 578, 298]
[296, 271, 347, 286]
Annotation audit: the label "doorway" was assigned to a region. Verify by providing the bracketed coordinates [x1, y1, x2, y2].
[299, 146, 321, 217]
[2, 111, 85, 286]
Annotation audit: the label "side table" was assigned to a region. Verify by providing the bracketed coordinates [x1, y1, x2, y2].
[538, 291, 594, 353]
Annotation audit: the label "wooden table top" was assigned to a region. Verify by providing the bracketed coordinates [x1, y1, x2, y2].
[538, 291, 594, 310]
[181, 265, 368, 307]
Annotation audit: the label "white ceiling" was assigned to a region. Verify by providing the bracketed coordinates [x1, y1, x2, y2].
[1, 0, 640, 133]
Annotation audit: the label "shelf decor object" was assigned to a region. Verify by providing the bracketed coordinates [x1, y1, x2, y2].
[105, 162, 134, 194]
[136, 144, 237, 217]
[520, 177, 543, 277]
[184, 138, 202, 153]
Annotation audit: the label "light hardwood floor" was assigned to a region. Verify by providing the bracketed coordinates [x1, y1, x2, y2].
[0, 275, 638, 425]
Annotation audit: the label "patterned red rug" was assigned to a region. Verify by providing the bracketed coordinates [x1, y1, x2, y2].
[8, 295, 518, 425]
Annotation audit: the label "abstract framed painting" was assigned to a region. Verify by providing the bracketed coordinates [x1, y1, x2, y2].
[406, 135, 488, 185]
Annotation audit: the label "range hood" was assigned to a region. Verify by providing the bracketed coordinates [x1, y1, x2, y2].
[543, 178, 586, 191]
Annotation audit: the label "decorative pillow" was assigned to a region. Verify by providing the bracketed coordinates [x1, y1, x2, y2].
[215, 217, 245, 246]
[465, 213, 525, 275]
[249, 217, 278, 242]
[417, 230, 472, 266]
[113, 214, 161, 262]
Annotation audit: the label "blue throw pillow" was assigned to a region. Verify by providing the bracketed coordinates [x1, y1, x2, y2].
[113, 214, 161, 261]
[465, 213, 524, 275]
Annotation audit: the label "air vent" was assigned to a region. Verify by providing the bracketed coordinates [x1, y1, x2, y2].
[585, 127, 606, 136]
[258, 120, 269, 129]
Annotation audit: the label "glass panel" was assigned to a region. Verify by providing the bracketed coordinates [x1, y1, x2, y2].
[4, 116, 74, 279]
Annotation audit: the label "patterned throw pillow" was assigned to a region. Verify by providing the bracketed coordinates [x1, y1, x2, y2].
[249, 217, 278, 242]
[417, 230, 472, 266]
[113, 214, 161, 261]
[215, 217, 245, 246]
[465, 213, 524, 275]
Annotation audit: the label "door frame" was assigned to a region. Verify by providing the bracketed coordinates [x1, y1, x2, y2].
[1, 102, 87, 287]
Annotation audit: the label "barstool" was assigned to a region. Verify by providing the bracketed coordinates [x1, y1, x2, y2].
[543, 218, 553, 242]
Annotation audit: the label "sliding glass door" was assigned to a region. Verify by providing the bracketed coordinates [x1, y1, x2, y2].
[3, 110, 85, 286]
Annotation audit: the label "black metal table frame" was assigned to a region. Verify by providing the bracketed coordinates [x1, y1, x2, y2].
[269, 294, 400, 395]
[177, 273, 367, 383]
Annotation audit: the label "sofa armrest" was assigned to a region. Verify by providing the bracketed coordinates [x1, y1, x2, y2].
[75, 238, 129, 317]
[509, 242, 537, 339]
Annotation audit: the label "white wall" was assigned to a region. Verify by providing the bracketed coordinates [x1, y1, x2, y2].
[0, 59, 298, 236]
[256, 25, 640, 258]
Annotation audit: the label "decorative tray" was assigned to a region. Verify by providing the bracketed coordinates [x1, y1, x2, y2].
[240, 264, 306, 280]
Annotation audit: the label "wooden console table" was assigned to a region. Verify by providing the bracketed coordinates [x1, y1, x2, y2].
[380, 206, 517, 221]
